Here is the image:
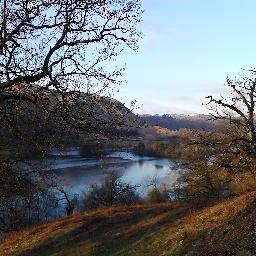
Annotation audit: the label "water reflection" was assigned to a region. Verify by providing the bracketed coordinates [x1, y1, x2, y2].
[138, 159, 144, 166]
[45, 150, 179, 196]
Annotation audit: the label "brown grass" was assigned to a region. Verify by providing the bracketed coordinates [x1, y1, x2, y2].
[0, 192, 255, 256]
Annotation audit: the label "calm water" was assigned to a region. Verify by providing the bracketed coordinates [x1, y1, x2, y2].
[41, 149, 180, 196]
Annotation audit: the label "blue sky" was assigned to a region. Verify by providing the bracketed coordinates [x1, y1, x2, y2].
[114, 0, 256, 115]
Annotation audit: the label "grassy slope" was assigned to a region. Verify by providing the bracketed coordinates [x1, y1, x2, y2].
[0, 192, 256, 256]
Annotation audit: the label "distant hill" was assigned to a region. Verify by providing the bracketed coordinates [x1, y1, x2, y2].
[141, 114, 215, 131]
[1, 191, 255, 255]
[0, 90, 141, 148]
[69, 93, 140, 138]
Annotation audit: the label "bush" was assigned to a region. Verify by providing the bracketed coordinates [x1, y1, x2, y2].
[133, 142, 146, 155]
[230, 172, 256, 195]
[80, 171, 141, 210]
[147, 187, 170, 203]
[148, 188, 163, 203]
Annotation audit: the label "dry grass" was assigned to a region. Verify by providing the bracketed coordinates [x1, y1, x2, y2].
[0, 192, 255, 256]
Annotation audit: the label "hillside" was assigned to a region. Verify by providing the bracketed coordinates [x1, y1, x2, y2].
[0, 90, 141, 150]
[141, 114, 215, 131]
[1, 192, 255, 256]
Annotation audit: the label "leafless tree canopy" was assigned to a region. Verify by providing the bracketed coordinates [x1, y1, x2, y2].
[0, 0, 142, 95]
[0, 0, 142, 232]
[0, 0, 142, 148]
[206, 73, 256, 153]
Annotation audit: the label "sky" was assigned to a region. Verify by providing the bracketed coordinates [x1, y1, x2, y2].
[113, 0, 256, 115]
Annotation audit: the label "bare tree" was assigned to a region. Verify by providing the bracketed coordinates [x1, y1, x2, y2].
[0, 0, 142, 141]
[174, 72, 256, 201]
[206, 73, 256, 154]
[0, 0, 142, 232]
[0, 0, 142, 93]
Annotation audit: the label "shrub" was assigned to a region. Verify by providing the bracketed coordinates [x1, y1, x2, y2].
[147, 187, 170, 203]
[80, 171, 141, 210]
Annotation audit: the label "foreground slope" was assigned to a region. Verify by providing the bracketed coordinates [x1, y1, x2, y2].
[1, 192, 256, 256]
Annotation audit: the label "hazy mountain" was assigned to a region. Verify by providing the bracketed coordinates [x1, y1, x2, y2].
[140, 114, 215, 131]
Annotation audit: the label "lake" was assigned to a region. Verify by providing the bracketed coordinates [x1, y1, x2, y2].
[38, 148, 180, 197]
